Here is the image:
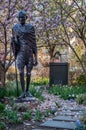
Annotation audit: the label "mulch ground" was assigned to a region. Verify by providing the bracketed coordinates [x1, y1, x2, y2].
[2, 91, 86, 130]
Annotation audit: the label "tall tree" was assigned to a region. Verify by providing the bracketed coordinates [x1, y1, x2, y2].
[57, 0, 86, 74]
[32, 0, 86, 74]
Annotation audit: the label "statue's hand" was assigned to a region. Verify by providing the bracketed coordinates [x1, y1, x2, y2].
[33, 58, 38, 66]
[11, 37, 15, 43]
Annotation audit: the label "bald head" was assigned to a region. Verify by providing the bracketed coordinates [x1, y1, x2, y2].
[18, 10, 27, 25]
[18, 10, 26, 18]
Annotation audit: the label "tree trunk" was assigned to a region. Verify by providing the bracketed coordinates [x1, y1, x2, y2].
[2, 71, 6, 87]
[0, 62, 6, 87]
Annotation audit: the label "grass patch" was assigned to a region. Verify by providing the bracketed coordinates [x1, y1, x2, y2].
[0, 122, 6, 130]
[48, 85, 86, 100]
[75, 94, 86, 105]
[34, 110, 43, 121]
[4, 80, 44, 101]
[44, 109, 52, 117]
[0, 87, 6, 98]
[4, 109, 22, 124]
[22, 110, 32, 120]
[30, 85, 44, 101]
[0, 103, 5, 113]
[31, 77, 49, 86]
[6, 81, 22, 97]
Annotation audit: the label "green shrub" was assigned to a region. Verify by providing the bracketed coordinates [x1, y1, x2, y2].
[75, 94, 86, 105]
[75, 125, 85, 130]
[80, 115, 86, 125]
[76, 74, 86, 86]
[44, 109, 52, 117]
[0, 122, 6, 130]
[6, 81, 22, 97]
[4, 109, 22, 124]
[6, 80, 45, 100]
[34, 110, 43, 121]
[31, 77, 49, 86]
[30, 85, 44, 101]
[22, 110, 32, 120]
[0, 87, 6, 98]
[0, 103, 5, 113]
[48, 85, 86, 100]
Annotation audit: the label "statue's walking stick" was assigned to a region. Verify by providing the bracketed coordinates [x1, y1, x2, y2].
[15, 58, 19, 97]
[11, 36, 19, 97]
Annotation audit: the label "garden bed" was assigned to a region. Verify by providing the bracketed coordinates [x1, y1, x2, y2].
[0, 82, 86, 130]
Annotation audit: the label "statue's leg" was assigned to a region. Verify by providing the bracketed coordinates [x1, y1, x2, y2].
[17, 55, 26, 99]
[26, 58, 33, 97]
[19, 69, 25, 92]
[26, 71, 31, 92]
[18, 68, 26, 99]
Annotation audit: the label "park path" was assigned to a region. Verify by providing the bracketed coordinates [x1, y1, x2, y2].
[40, 107, 85, 129]
[34, 91, 86, 130]
[11, 91, 86, 130]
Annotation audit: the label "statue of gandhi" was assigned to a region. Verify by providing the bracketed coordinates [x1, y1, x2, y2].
[11, 10, 38, 99]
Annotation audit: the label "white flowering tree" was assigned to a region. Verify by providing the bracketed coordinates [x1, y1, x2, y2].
[57, 0, 86, 74]
[32, 0, 65, 60]
[32, 0, 86, 74]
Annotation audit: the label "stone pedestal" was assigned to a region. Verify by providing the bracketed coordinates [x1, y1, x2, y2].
[14, 97, 40, 111]
[15, 97, 37, 103]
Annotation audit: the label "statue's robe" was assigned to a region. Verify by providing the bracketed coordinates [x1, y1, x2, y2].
[11, 23, 37, 70]
[11, 23, 37, 57]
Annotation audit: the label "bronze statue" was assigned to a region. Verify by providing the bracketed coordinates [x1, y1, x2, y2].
[11, 10, 38, 99]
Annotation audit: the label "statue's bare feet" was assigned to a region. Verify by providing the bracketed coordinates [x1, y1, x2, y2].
[18, 92, 26, 99]
[26, 91, 33, 97]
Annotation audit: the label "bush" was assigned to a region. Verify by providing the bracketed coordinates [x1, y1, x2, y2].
[7, 73, 16, 81]
[22, 110, 32, 120]
[34, 110, 43, 121]
[6, 81, 22, 97]
[0, 87, 6, 98]
[31, 77, 49, 86]
[75, 94, 86, 105]
[5, 81, 44, 100]
[30, 85, 44, 101]
[44, 109, 52, 117]
[76, 74, 86, 86]
[0, 103, 5, 113]
[80, 116, 86, 125]
[48, 85, 86, 100]
[0, 122, 6, 130]
[4, 109, 22, 124]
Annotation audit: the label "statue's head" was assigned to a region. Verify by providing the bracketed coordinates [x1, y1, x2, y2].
[18, 10, 27, 25]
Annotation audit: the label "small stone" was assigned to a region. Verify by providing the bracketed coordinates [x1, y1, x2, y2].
[51, 107, 57, 114]
[24, 122, 31, 126]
